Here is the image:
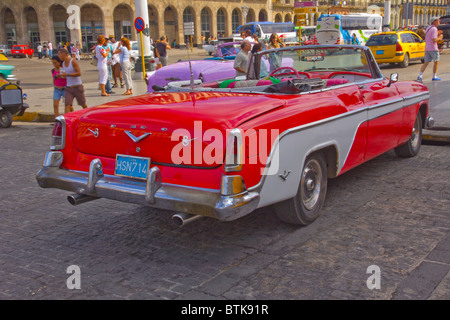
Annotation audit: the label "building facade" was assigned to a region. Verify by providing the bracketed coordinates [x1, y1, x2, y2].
[0, 0, 296, 50]
[1, 0, 448, 50]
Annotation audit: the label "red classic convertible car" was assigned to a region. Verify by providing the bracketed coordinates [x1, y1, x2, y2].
[36, 45, 433, 226]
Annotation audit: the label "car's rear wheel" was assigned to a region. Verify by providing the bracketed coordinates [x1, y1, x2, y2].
[394, 113, 422, 158]
[399, 53, 409, 68]
[0, 110, 13, 128]
[274, 153, 328, 225]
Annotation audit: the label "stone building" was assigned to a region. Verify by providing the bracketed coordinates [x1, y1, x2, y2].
[0, 0, 296, 50]
[1, 0, 447, 50]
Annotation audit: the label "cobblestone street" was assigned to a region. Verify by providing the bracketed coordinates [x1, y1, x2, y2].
[0, 123, 449, 300]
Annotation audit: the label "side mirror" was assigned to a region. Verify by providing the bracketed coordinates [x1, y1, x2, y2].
[388, 73, 398, 87]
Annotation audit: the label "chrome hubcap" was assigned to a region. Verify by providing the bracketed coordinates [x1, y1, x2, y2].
[410, 117, 420, 148]
[301, 159, 322, 211]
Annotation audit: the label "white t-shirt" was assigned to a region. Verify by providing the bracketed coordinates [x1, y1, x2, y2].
[95, 46, 107, 68]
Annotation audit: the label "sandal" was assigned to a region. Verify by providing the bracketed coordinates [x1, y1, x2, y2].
[101, 93, 110, 97]
[122, 92, 132, 95]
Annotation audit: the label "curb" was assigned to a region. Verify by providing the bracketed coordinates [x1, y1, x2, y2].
[13, 112, 55, 123]
[423, 128, 450, 143]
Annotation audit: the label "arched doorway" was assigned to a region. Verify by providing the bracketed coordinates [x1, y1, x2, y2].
[258, 9, 267, 22]
[113, 4, 133, 40]
[247, 9, 255, 23]
[201, 7, 212, 41]
[275, 13, 282, 23]
[285, 13, 292, 23]
[50, 5, 69, 46]
[80, 4, 104, 50]
[183, 7, 195, 45]
[164, 6, 177, 45]
[217, 8, 226, 38]
[231, 9, 241, 35]
[148, 5, 159, 42]
[2, 8, 16, 46]
[24, 6, 39, 47]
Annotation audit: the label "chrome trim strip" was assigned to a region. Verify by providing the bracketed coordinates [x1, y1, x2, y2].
[36, 156, 260, 221]
[50, 115, 66, 151]
[247, 91, 430, 198]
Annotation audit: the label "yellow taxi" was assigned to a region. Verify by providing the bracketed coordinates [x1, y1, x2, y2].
[365, 31, 425, 68]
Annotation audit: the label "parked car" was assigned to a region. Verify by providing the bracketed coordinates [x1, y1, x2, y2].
[0, 63, 18, 82]
[146, 42, 242, 93]
[130, 40, 155, 71]
[203, 40, 218, 55]
[11, 44, 34, 58]
[365, 31, 425, 68]
[0, 45, 11, 56]
[0, 78, 29, 128]
[36, 45, 433, 227]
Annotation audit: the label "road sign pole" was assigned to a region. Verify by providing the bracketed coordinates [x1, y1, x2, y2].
[139, 31, 146, 80]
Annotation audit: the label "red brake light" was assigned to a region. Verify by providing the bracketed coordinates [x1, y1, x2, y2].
[52, 121, 62, 137]
[50, 118, 65, 150]
[396, 42, 403, 51]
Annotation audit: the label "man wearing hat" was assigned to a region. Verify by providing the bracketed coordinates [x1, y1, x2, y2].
[418, 16, 444, 81]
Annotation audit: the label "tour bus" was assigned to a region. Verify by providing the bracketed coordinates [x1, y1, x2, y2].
[237, 22, 296, 43]
[316, 13, 383, 45]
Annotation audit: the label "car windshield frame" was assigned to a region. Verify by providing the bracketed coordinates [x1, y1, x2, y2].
[248, 45, 382, 81]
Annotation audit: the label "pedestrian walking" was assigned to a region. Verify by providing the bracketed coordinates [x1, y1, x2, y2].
[57, 48, 88, 114]
[51, 56, 70, 118]
[113, 37, 133, 95]
[417, 17, 444, 82]
[156, 36, 171, 67]
[37, 43, 43, 59]
[48, 41, 53, 59]
[95, 35, 110, 96]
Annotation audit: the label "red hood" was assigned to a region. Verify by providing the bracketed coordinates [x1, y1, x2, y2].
[72, 92, 284, 166]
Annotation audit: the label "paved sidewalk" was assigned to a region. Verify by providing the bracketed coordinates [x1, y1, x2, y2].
[13, 78, 149, 122]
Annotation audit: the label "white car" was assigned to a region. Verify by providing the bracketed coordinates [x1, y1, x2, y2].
[0, 45, 11, 56]
[130, 41, 154, 71]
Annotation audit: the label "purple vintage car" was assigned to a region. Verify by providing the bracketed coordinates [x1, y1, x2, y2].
[146, 42, 242, 93]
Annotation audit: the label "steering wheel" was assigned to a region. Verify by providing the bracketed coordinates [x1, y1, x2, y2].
[269, 67, 300, 79]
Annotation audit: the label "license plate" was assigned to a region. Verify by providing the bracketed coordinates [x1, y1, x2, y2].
[115, 154, 150, 180]
[376, 50, 384, 55]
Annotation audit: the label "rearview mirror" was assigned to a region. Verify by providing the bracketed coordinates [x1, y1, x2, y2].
[388, 73, 398, 87]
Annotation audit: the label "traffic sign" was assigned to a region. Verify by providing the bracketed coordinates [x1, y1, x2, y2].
[184, 22, 194, 36]
[134, 17, 145, 32]
[294, 1, 318, 8]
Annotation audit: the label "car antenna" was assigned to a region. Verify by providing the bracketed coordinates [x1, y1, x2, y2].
[185, 43, 195, 90]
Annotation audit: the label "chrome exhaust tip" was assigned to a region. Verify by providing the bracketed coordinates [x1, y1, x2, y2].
[67, 194, 99, 206]
[172, 213, 202, 227]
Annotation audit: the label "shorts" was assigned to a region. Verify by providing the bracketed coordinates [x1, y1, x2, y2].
[53, 87, 65, 100]
[424, 51, 439, 62]
[65, 85, 86, 107]
[159, 56, 168, 66]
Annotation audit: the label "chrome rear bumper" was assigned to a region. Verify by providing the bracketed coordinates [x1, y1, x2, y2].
[36, 151, 260, 221]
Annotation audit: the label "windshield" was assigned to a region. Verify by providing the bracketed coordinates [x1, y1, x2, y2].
[260, 23, 295, 34]
[219, 44, 240, 57]
[366, 34, 398, 46]
[252, 46, 372, 80]
[131, 42, 138, 50]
